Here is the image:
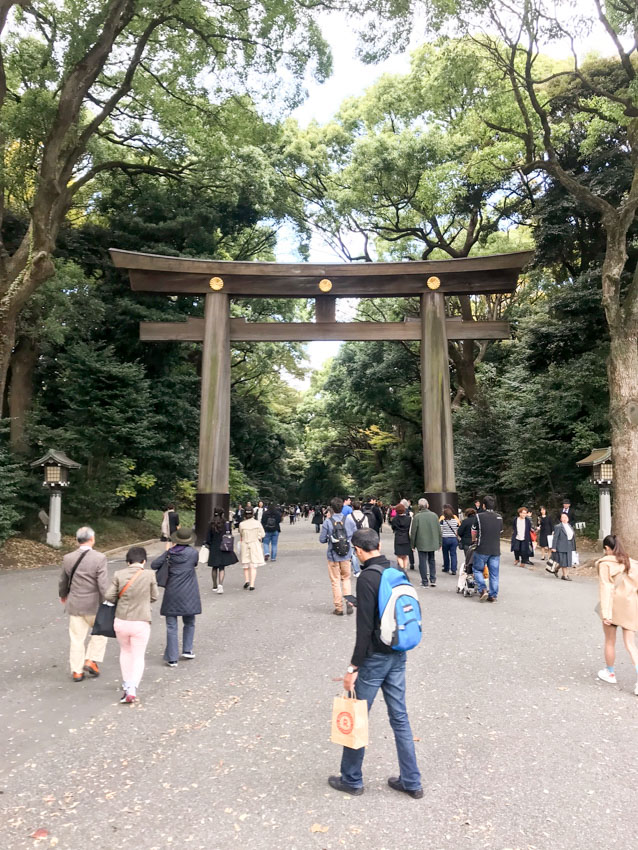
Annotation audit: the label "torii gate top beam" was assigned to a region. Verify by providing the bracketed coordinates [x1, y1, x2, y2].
[110, 249, 532, 298]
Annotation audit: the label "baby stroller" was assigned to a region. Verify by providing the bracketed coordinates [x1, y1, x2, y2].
[457, 545, 478, 597]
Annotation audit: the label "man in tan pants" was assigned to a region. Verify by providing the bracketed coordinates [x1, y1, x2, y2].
[59, 527, 109, 682]
[319, 497, 357, 616]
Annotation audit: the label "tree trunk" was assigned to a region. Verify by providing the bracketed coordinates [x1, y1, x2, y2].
[0, 314, 17, 417]
[0, 246, 55, 406]
[8, 335, 38, 453]
[607, 329, 638, 555]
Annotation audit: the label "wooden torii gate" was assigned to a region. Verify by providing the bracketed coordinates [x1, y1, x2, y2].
[110, 249, 532, 541]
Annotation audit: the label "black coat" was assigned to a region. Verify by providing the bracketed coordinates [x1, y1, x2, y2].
[152, 545, 202, 616]
[458, 516, 477, 548]
[205, 524, 239, 568]
[261, 509, 282, 533]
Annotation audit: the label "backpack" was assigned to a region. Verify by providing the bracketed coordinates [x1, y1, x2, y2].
[220, 521, 234, 552]
[330, 518, 350, 558]
[363, 507, 376, 529]
[353, 511, 367, 531]
[264, 513, 277, 531]
[368, 564, 422, 651]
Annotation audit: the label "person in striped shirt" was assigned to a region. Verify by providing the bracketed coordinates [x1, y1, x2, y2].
[439, 505, 460, 575]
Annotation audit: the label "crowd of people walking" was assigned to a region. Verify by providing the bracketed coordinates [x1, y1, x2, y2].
[56, 491, 638, 710]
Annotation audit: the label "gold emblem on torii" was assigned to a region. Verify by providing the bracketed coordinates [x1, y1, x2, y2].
[209, 277, 224, 290]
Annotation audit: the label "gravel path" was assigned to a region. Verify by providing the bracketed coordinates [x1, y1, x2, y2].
[1, 522, 636, 850]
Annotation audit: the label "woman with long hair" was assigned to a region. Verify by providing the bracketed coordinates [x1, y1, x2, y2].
[239, 507, 265, 591]
[205, 508, 238, 594]
[548, 512, 576, 580]
[439, 504, 460, 576]
[390, 502, 412, 571]
[536, 506, 553, 561]
[596, 535, 638, 694]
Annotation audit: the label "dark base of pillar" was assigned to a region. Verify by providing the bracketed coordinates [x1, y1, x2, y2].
[195, 492, 230, 544]
[424, 491, 458, 517]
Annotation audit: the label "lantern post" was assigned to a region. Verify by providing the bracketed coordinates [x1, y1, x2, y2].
[30, 450, 81, 548]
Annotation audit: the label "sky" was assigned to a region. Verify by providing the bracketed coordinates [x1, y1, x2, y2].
[275, 13, 412, 386]
[275, 4, 625, 389]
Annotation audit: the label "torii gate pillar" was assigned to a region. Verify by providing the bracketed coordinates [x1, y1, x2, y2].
[195, 291, 231, 542]
[421, 291, 457, 515]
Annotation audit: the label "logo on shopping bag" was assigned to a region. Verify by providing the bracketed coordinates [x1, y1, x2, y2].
[336, 711, 354, 735]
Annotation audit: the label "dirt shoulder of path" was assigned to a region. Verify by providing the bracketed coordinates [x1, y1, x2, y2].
[0, 515, 162, 571]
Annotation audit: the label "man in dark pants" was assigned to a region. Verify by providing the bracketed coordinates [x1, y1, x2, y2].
[328, 528, 423, 798]
[472, 495, 503, 602]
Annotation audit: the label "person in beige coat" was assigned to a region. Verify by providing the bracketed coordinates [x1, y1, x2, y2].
[104, 546, 158, 704]
[239, 507, 265, 591]
[595, 534, 638, 695]
[58, 526, 109, 682]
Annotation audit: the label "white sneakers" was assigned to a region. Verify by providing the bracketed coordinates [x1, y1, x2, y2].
[216, 585, 224, 594]
[597, 669, 638, 693]
[597, 668, 617, 684]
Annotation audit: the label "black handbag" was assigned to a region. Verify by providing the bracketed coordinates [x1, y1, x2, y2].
[92, 568, 144, 638]
[92, 600, 117, 638]
[155, 552, 170, 587]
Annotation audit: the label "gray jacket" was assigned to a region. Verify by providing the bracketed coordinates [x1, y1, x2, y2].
[59, 547, 109, 616]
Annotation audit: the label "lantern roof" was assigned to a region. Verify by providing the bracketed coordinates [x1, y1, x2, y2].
[30, 449, 81, 469]
[576, 447, 612, 467]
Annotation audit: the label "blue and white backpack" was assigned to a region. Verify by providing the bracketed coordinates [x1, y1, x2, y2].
[368, 564, 422, 651]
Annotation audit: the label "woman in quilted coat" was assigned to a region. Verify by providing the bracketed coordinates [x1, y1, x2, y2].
[151, 526, 201, 667]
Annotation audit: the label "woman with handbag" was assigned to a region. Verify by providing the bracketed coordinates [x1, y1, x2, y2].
[205, 508, 238, 593]
[104, 546, 158, 704]
[151, 526, 201, 666]
[548, 512, 576, 580]
[439, 505, 460, 575]
[595, 535, 638, 693]
[511, 507, 534, 567]
[239, 506, 265, 591]
[537, 506, 554, 561]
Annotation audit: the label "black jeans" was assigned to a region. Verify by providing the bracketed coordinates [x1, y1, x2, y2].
[417, 550, 436, 585]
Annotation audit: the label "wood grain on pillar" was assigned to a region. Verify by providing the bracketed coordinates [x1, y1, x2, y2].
[421, 292, 456, 494]
[198, 292, 230, 499]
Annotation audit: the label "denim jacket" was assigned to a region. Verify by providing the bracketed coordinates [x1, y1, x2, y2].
[319, 512, 357, 561]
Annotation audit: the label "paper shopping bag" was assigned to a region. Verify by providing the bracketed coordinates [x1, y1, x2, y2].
[331, 692, 368, 749]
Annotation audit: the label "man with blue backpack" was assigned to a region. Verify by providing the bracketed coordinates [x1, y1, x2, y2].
[328, 527, 423, 799]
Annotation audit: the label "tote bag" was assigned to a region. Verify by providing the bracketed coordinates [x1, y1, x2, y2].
[92, 568, 144, 638]
[330, 692, 368, 749]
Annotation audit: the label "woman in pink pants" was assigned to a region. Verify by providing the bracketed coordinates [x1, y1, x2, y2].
[104, 546, 158, 704]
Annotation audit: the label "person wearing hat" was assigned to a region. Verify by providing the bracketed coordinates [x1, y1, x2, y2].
[151, 526, 201, 666]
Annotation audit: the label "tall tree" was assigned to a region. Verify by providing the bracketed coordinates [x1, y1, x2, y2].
[280, 70, 533, 403]
[417, 0, 638, 550]
[0, 0, 332, 402]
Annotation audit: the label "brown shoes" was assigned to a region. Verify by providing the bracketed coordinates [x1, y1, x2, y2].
[83, 660, 100, 677]
[72, 672, 84, 682]
[479, 590, 489, 602]
[333, 608, 344, 616]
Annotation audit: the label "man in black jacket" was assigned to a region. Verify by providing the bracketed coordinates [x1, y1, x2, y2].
[362, 497, 383, 534]
[261, 503, 282, 562]
[472, 495, 503, 602]
[328, 528, 423, 799]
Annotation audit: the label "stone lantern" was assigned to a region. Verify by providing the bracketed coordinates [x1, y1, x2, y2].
[576, 447, 612, 540]
[30, 450, 81, 548]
